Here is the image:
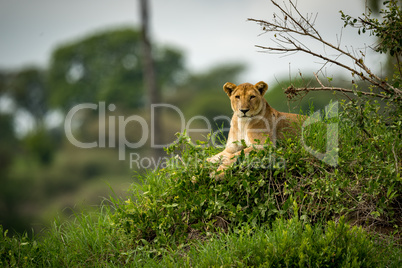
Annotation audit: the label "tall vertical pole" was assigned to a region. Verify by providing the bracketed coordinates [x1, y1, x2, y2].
[139, 0, 163, 158]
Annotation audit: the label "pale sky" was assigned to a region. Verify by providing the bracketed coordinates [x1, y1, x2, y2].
[0, 0, 382, 84]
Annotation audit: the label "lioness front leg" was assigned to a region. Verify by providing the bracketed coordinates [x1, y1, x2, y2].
[207, 140, 243, 164]
[211, 146, 264, 180]
[216, 146, 257, 172]
[207, 143, 243, 179]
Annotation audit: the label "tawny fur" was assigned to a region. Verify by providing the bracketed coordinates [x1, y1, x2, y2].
[207, 81, 305, 174]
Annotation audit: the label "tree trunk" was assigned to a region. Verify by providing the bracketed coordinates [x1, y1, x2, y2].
[139, 0, 163, 159]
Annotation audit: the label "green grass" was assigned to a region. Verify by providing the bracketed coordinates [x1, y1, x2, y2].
[1, 98, 401, 267]
[158, 217, 399, 267]
[1, 212, 400, 267]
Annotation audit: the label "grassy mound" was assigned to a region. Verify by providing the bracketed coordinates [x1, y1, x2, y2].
[112, 100, 401, 246]
[1, 99, 401, 266]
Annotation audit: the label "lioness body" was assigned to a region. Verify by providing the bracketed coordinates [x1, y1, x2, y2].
[208, 81, 304, 172]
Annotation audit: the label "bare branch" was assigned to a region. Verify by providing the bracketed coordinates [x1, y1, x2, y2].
[285, 85, 390, 99]
[256, 43, 390, 93]
[314, 72, 325, 87]
[288, 0, 321, 38]
[248, 0, 402, 100]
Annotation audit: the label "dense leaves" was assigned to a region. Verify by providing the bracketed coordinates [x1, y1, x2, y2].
[112, 99, 401, 249]
[341, 0, 402, 56]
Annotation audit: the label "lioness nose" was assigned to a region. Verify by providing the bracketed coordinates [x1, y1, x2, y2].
[240, 109, 250, 114]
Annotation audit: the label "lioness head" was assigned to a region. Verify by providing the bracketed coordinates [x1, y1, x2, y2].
[223, 81, 268, 118]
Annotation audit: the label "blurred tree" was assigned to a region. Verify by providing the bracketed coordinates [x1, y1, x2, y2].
[173, 63, 246, 134]
[0, 113, 23, 235]
[139, 0, 159, 109]
[367, 0, 402, 12]
[22, 128, 56, 165]
[185, 64, 246, 93]
[368, 0, 382, 12]
[139, 0, 163, 155]
[0, 114, 17, 173]
[170, 63, 246, 107]
[0, 72, 7, 95]
[14, 68, 61, 164]
[0, 67, 58, 165]
[9, 68, 47, 123]
[266, 76, 341, 113]
[47, 28, 185, 111]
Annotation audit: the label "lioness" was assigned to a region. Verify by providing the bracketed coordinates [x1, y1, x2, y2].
[207, 81, 304, 174]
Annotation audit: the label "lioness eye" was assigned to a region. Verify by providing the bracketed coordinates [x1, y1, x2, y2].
[235, 95, 240, 99]
[250, 95, 256, 99]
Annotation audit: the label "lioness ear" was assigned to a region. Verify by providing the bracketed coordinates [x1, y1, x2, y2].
[223, 82, 237, 97]
[255, 81, 268, 95]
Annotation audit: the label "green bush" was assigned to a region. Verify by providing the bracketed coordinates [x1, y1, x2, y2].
[112, 99, 401, 250]
[107, 101, 402, 264]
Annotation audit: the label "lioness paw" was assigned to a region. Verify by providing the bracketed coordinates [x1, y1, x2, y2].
[209, 170, 225, 181]
[206, 154, 227, 163]
[206, 155, 219, 163]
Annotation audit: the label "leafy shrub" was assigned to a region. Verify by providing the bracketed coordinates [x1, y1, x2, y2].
[339, 98, 401, 225]
[112, 99, 401, 251]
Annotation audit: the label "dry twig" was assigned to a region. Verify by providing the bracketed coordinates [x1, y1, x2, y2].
[248, 0, 402, 101]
